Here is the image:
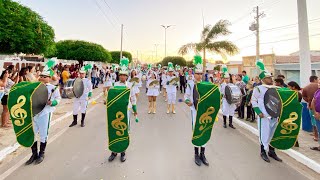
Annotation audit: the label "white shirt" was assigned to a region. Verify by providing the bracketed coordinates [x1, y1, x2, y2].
[251, 85, 271, 117]
[166, 75, 177, 93]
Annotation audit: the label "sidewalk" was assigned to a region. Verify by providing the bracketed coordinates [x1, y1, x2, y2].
[230, 113, 320, 173]
[0, 85, 104, 162]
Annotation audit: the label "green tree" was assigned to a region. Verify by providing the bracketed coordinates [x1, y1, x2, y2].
[55, 40, 112, 65]
[0, 0, 55, 54]
[110, 51, 133, 64]
[178, 20, 239, 72]
[162, 56, 187, 66]
[186, 61, 195, 68]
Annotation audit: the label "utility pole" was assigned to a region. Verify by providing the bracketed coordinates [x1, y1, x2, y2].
[249, 6, 265, 61]
[120, 24, 124, 59]
[297, 0, 311, 87]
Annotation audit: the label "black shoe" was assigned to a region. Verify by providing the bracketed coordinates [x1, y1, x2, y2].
[200, 153, 209, 166]
[120, 152, 126, 162]
[260, 151, 270, 163]
[81, 113, 85, 127]
[250, 119, 255, 123]
[35, 152, 45, 164]
[223, 124, 227, 128]
[69, 115, 77, 127]
[229, 124, 236, 129]
[268, 152, 283, 162]
[194, 154, 201, 166]
[35, 142, 47, 164]
[26, 142, 38, 165]
[108, 152, 117, 162]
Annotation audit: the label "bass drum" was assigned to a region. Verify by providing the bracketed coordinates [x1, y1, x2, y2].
[225, 85, 242, 104]
[264, 88, 282, 118]
[31, 83, 49, 117]
[64, 78, 84, 98]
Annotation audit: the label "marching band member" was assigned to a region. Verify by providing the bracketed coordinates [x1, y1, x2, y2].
[161, 70, 168, 101]
[184, 56, 209, 166]
[129, 69, 140, 100]
[251, 60, 282, 163]
[146, 71, 160, 114]
[26, 59, 61, 165]
[106, 57, 138, 163]
[220, 65, 236, 129]
[166, 62, 178, 114]
[69, 65, 93, 128]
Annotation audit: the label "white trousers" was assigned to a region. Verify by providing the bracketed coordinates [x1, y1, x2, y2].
[33, 113, 52, 143]
[167, 92, 176, 104]
[258, 117, 278, 152]
[73, 98, 88, 115]
[222, 99, 236, 116]
[191, 108, 206, 147]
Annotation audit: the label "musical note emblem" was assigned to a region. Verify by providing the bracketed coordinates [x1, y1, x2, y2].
[199, 107, 215, 131]
[111, 112, 127, 136]
[10, 95, 28, 126]
[280, 112, 299, 135]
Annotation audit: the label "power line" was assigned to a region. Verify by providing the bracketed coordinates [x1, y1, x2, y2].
[240, 33, 320, 49]
[92, 0, 116, 29]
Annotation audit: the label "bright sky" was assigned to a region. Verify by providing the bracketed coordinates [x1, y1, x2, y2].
[15, 0, 320, 63]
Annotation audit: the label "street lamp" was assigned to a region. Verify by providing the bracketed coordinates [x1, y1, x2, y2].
[161, 25, 173, 58]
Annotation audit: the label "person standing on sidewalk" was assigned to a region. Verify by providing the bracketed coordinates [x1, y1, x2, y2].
[302, 76, 319, 141]
[245, 83, 255, 122]
[251, 60, 282, 163]
[91, 66, 97, 89]
[310, 80, 320, 151]
[69, 65, 93, 128]
[26, 60, 61, 165]
[220, 65, 236, 129]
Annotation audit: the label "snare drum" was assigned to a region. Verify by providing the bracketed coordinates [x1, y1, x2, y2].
[64, 78, 84, 98]
[225, 84, 242, 104]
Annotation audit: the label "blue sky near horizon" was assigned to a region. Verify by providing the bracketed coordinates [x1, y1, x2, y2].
[14, 0, 320, 62]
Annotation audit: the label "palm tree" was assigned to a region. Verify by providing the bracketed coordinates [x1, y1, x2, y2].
[178, 20, 239, 72]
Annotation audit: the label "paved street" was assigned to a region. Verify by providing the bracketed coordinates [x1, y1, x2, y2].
[0, 90, 318, 180]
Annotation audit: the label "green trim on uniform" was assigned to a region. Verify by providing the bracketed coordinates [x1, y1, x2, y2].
[88, 92, 92, 97]
[253, 107, 262, 115]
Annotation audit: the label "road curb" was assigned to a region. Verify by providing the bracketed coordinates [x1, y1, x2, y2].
[230, 112, 320, 174]
[0, 93, 103, 162]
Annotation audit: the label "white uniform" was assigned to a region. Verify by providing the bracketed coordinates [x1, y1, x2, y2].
[166, 75, 177, 104]
[251, 85, 278, 152]
[112, 81, 137, 131]
[220, 83, 237, 116]
[186, 74, 194, 85]
[184, 81, 206, 147]
[33, 83, 61, 143]
[73, 78, 92, 115]
[146, 79, 160, 96]
[128, 76, 140, 94]
[161, 74, 167, 89]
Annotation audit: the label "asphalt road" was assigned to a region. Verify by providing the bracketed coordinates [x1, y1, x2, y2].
[1, 90, 316, 180]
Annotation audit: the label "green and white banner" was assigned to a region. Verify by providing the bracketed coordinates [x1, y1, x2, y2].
[192, 82, 221, 147]
[270, 88, 302, 150]
[106, 87, 130, 153]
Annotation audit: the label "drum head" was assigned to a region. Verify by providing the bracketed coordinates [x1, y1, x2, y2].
[264, 88, 282, 118]
[225, 86, 232, 104]
[73, 78, 84, 98]
[32, 84, 48, 117]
